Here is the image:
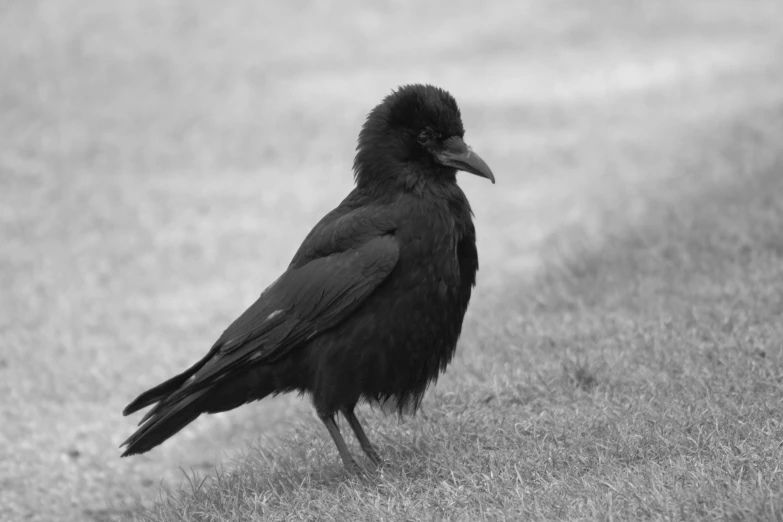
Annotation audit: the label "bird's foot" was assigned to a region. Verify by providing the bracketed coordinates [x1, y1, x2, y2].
[366, 450, 384, 468]
[341, 456, 362, 473]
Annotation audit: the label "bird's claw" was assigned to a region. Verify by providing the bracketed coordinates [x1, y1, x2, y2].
[340, 456, 361, 473]
[366, 452, 384, 468]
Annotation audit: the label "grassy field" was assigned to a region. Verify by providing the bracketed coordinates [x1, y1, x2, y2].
[1, 0, 782, 521]
[140, 128, 783, 522]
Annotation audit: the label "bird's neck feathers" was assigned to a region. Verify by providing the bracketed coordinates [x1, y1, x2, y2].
[354, 145, 472, 222]
[353, 106, 399, 191]
[354, 152, 457, 194]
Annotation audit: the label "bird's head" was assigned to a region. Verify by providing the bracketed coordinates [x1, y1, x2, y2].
[353, 84, 495, 191]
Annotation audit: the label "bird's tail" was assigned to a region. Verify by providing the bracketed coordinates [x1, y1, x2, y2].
[121, 359, 275, 456]
[121, 356, 214, 457]
[123, 352, 213, 416]
[120, 389, 210, 457]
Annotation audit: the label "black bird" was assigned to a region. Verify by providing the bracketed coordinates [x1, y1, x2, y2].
[121, 84, 495, 469]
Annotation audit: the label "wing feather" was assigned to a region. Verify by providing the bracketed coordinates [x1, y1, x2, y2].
[162, 223, 398, 401]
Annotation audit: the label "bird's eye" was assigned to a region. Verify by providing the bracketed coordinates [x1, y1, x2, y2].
[417, 130, 430, 145]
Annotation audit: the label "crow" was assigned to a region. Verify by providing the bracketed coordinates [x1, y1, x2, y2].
[121, 84, 495, 470]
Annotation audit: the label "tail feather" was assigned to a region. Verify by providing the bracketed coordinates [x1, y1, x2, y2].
[120, 352, 217, 456]
[122, 373, 190, 417]
[121, 359, 276, 456]
[123, 350, 216, 416]
[120, 389, 209, 457]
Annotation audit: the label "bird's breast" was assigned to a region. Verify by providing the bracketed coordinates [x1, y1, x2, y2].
[395, 207, 462, 283]
[303, 195, 475, 410]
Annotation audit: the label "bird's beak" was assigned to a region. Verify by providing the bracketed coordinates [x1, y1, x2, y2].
[435, 136, 495, 184]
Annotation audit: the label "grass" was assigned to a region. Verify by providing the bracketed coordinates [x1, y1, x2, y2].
[2, 0, 783, 521]
[132, 110, 783, 520]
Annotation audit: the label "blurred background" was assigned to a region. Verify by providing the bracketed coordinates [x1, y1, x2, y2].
[1, 0, 781, 520]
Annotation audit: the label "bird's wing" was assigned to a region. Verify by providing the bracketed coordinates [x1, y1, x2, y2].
[162, 204, 398, 401]
[288, 190, 394, 268]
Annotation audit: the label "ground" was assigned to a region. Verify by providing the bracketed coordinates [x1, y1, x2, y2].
[1, 1, 782, 521]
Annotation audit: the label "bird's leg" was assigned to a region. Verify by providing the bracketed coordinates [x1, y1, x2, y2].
[317, 410, 359, 471]
[341, 407, 384, 466]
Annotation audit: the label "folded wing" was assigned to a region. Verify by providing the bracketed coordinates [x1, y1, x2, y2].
[120, 204, 398, 455]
